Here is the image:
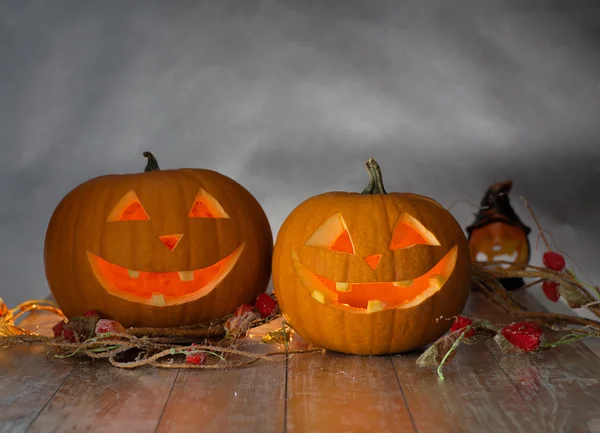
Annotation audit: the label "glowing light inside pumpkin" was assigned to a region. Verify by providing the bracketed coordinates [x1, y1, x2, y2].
[106, 190, 150, 222]
[292, 246, 457, 312]
[304, 213, 355, 254]
[363, 254, 382, 270]
[469, 222, 529, 269]
[389, 213, 440, 250]
[188, 188, 230, 219]
[158, 234, 184, 252]
[86, 243, 245, 306]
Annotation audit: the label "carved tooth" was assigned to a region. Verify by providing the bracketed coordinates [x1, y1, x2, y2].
[178, 271, 194, 282]
[127, 269, 140, 279]
[150, 293, 166, 307]
[428, 274, 446, 289]
[393, 279, 413, 287]
[311, 290, 325, 304]
[367, 299, 383, 313]
[335, 282, 350, 292]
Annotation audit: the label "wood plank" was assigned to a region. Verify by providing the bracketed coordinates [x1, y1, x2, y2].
[392, 294, 545, 433]
[156, 319, 293, 433]
[27, 360, 178, 433]
[0, 347, 78, 433]
[4, 290, 599, 433]
[0, 308, 79, 433]
[286, 352, 415, 433]
[0, 304, 177, 433]
[156, 358, 286, 433]
[470, 291, 600, 433]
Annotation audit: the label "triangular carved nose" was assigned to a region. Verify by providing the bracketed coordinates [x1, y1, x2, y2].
[159, 234, 183, 252]
[363, 254, 382, 270]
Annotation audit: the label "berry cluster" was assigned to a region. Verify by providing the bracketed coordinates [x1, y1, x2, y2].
[540, 251, 566, 302]
[450, 315, 544, 352]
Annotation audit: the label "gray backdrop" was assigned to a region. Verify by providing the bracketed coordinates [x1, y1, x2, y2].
[1, 0, 599, 310]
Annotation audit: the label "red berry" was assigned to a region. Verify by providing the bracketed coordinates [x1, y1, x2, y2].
[234, 304, 256, 317]
[83, 310, 99, 317]
[543, 251, 565, 271]
[185, 344, 207, 365]
[186, 352, 207, 365]
[542, 280, 560, 302]
[500, 322, 543, 352]
[255, 294, 277, 318]
[62, 328, 77, 343]
[450, 316, 475, 337]
[225, 304, 260, 335]
[52, 320, 65, 338]
[95, 319, 126, 335]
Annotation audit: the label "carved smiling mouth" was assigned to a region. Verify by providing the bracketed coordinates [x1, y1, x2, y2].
[87, 243, 245, 306]
[292, 245, 457, 312]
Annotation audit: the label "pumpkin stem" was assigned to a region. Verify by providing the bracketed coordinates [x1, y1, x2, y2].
[361, 158, 387, 194]
[143, 151, 160, 172]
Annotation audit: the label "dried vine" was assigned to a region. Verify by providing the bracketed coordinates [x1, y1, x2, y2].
[0, 294, 321, 369]
[472, 263, 600, 329]
[418, 193, 600, 379]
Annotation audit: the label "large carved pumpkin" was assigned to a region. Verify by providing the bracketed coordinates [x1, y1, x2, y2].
[273, 159, 471, 355]
[44, 152, 273, 328]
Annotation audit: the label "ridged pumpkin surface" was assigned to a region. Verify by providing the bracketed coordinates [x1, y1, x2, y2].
[273, 190, 471, 355]
[45, 167, 273, 328]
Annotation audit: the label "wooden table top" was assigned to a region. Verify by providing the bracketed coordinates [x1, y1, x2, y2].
[1, 291, 599, 433]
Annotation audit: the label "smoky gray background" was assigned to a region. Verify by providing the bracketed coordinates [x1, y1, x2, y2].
[1, 0, 599, 312]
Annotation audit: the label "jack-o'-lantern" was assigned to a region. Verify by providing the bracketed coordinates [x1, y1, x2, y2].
[466, 180, 530, 290]
[273, 159, 471, 355]
[44, 152, 273, 328]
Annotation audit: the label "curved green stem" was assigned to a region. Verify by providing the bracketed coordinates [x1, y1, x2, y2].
[361, 158, 387, 194]
[437, 326, 470, 380]
[143, 151, 160, 172]
[541, 334, 588, 349]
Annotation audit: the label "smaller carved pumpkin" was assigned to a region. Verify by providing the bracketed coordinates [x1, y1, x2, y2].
[44, 152, 273, 328]
[273, 159, 471, 355]
[466, 180, 530, 290]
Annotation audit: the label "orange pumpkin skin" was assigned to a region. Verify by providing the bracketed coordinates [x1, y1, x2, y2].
[273, 167, 471, 355]
[44, 163, 273, 328]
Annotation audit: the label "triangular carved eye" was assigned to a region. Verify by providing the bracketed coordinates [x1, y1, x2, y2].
[304, 213, 355, 255]
[389, 213, 440, 250]
[188, 189, 230, 219]
[107, 191, 150, 222]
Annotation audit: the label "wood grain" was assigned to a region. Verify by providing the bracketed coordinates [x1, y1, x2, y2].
[392, 294, 545, 433]
[0, 309, 78, 433]
[286, 351, 415, 433]
[156, 359, 286, 433]
[470, 291, 600, 433]
[156, 319, 295, 433]
[27, 361, 178, 433]
[0, 347, 78, 433]
[1, 292, 600, 432]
